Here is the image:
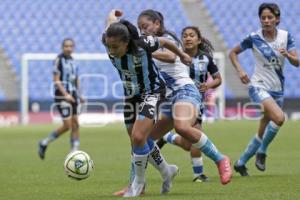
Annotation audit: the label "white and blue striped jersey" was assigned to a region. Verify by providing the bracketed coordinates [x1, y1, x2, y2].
[240, 28, 296, 92]
[53, 54, 79, 96]
[154, 33, 194, 94]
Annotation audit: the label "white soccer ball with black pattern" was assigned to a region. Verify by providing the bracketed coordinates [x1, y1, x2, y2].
[64, 150, 94, 180]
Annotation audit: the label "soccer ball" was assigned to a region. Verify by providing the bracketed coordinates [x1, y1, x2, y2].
[64, 150, 94, 180]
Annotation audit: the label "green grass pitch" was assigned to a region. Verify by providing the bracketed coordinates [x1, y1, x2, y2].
[0, 120, 299, 200]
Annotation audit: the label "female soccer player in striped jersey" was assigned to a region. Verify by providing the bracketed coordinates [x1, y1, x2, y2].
[38, 38, 84, 159]
[137, 9, 231, 185]
[157, 26, 223, 182]
[229, 3, 299, 176]
[103, 10, 192, 197]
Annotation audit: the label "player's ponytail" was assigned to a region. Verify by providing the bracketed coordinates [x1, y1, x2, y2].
[182, 26, 214, 57]
[119, 19, 139, 40]
[119, 19, 139, 53]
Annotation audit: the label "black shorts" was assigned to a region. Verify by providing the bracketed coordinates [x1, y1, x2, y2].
[54, 93, 79, 119]
[123, 94, 160, 127]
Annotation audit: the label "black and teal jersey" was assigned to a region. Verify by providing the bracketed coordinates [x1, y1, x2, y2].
[189, 52, 219, 87]
[104, 35, 165, 96]
[53, 53, 79, 97]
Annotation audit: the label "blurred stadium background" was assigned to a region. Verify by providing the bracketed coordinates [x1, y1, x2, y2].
[0, 0, 299, 126]
[1, 1, 300, 200]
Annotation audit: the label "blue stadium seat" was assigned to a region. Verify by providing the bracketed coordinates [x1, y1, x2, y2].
[0, 0, 190, 100]
[2, 0, 298, 99]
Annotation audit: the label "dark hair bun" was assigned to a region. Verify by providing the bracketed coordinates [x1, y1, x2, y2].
[119, 19, 139, 40]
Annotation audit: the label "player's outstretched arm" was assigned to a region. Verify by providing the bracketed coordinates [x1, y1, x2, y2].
[158, 37, 192, 66]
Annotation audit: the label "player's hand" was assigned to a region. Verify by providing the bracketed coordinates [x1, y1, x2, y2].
[180, 52, 192, 66]
[114, 10, 123, 17]
[199, 83, 209, 92]
[278, 48, 289, 57]
[108, 9, 123, 21]
[239, 71, 250, 84]
[65, 94, 75, 103]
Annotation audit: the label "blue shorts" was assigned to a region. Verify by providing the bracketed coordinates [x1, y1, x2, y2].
[159, 84, 203, 119]
[248, 86, 284, 108]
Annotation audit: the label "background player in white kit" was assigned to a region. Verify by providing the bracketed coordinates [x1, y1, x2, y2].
[229, 2, 299, 176]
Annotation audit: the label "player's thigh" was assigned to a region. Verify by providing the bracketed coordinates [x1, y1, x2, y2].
[62, 118, 72, 129]
[132, 117, 155, 145]
[131, 94, 160, 145]
[262, 98, 285, 125]
[173, 101, 198, 130]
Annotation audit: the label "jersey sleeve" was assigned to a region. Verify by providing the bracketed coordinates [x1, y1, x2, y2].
[287, 32, 296, 51]
[240, 34, 253, 51]
[207, 56, 219, 77]
[53, 57, 61, 75]
[136, 35, 160, 53]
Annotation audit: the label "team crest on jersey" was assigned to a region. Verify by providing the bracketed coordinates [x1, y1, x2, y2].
[197, 60, 207, 72]
[198, 62, 204, 71]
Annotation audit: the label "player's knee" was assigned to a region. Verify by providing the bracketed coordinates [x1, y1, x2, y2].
[177, 138, 191, 151]
[274, 113, 285, 126]
[174, 122, 189, 136]
[63, 122, 72, 131]
[131, 131, 146, 146]
[72, 122, 79, 131]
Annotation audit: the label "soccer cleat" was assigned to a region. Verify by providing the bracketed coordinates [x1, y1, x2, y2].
[216, 156, 232, 185]
[113, 187, 129, 196]
[113, 187, 128, 196]
[156, 138, 167, 149]
[114, 185, 145, 197]
[123, 181, 146, 197]
[38, 141, 47, 160]
[193, 174, 209, 183]
[161, 165, 179, 194]
[255, 153, 266, 171]
[234, 161, 249, 176]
